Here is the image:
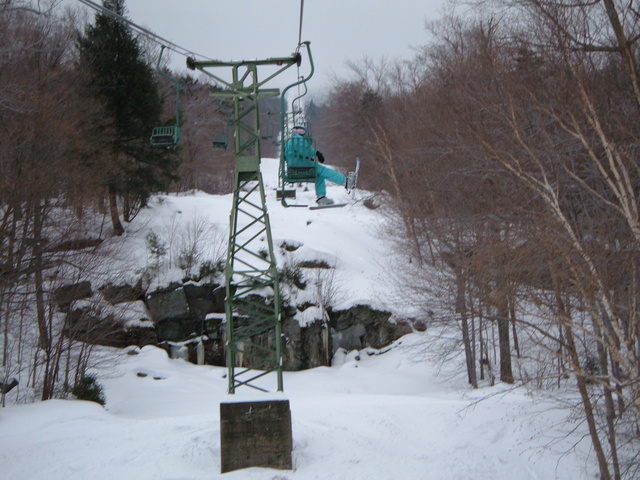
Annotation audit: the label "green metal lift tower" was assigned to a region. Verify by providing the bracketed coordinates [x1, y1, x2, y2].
[187, 44, 312, 393]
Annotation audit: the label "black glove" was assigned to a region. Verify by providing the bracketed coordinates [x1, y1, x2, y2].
[316, 151, 325, 163]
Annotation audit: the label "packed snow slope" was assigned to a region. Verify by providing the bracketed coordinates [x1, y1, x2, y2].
[0, 158, 596, 479]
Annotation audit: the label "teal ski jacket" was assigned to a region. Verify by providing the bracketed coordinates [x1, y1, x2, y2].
[284, 132, 317, 167]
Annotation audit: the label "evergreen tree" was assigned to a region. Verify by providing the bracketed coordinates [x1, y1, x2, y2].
[77, 0, 178, 234]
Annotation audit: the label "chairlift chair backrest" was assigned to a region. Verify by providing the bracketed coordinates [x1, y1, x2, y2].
[282, 124, 317, 183]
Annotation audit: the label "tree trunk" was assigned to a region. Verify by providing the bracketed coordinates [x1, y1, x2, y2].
[32, 202, 50, 351]
[565, 323, 612, 480]
[553, 281, 612, 480]
[107, 186, 124, 236]
[1, 294, 6, 368]
[478, 308, 486, 381]
[595, 324, 621, 480]
[456, 271, 478, 388]
[601, 0, 640, 113]
[497, 298, 513, 384]
[509, 298, 520, 358]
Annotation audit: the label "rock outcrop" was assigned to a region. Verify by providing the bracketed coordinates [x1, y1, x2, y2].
[56, 275, 418, 369]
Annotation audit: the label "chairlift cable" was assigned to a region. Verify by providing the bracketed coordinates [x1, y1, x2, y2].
[76, 0, 215, 63]
[297, 0, 305, 49]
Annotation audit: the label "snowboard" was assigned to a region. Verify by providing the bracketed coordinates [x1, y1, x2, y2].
[309, 157, 361, 210]
[309, 203, 348, 210]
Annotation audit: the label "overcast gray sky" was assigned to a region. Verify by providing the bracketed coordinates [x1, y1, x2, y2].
[111, 1, 448, 95]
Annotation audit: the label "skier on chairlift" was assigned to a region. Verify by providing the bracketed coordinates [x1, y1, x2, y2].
[284, 125, 356, 206]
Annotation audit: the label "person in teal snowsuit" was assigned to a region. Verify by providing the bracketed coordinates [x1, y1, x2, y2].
[284, 125, 346, 205]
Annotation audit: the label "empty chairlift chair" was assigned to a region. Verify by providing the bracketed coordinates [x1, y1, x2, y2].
[150, 46, 181, 148]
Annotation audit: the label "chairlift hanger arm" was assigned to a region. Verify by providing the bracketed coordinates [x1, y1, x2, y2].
[279, 42, 314, 126]
[156, 46, 180, 120]
[150, 46, 181, 147]
[279, 42, 314, 151]
[291, 82, 308, 117]
[280, 42, 314, 101]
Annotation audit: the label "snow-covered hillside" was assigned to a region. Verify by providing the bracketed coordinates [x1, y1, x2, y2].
[0, 158, 597, 479]
[102, 157, 409, 315]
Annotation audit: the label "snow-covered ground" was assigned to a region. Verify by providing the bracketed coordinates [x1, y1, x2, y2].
[0, 158, 597, 479]
[0, 335, 595, 479]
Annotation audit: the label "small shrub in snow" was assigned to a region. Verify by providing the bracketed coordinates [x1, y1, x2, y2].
[71, 375, 106, 406]
[146, 231, 168, 265]
[198, 259, 225, 280]
[279, 260, 306, 290]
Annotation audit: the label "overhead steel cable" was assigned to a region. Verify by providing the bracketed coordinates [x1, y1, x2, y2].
[297, 0, 305, 49]
[76, 0, 215, 62]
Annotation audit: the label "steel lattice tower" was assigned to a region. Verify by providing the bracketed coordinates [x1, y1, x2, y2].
[187, 49, 305, 393]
